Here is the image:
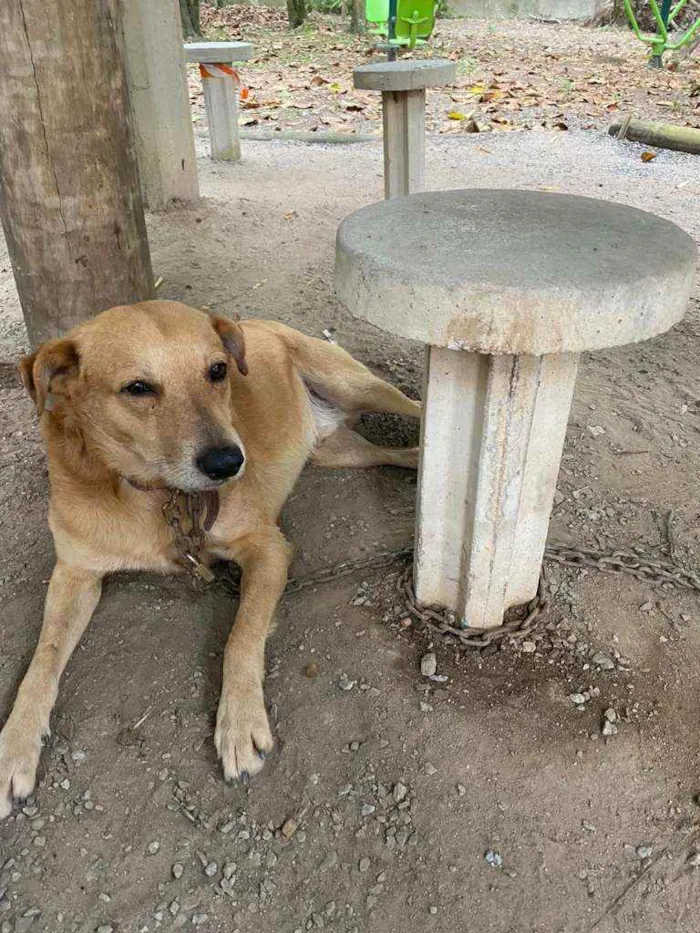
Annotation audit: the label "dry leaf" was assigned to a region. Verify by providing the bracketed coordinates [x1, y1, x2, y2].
[641, 151, 657, 162]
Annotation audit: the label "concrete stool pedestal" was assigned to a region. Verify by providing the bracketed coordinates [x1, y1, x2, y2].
[336, 189, 697, 629]
[353, 60, 455, 198]
[185, 42, 253, 161]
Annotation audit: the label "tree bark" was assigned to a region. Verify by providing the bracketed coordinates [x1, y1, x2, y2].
[0, 0, 154, 347]
[349, 0, 365, 33]
[287, 0, 307, 29]
[609, 118, 700, 155]
[179, 0, 200, 36]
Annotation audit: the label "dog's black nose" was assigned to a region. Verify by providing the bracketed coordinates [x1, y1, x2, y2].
[196, 445, 244, 481]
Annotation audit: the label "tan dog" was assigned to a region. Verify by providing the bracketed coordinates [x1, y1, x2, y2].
[0, 300, 420, 818]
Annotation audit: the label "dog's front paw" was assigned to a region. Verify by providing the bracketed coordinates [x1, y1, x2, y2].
[215, 683, 274, 783]
[0, 722, 44, 819]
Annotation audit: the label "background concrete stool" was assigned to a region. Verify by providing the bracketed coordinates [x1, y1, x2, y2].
[336, 189, 697, 629]
[184, 42, 253, 162]
[353, 60, 455, 198]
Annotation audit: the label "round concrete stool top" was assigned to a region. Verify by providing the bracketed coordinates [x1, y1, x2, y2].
[184, 41, 253, 63]
[353, 59, 456, 92]
[335, 189, 697, 355]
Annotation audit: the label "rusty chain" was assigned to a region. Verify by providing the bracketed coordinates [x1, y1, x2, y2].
[214, 540, 700, 650]
[163, 491, 215, 585]
[166, 492, 700, 650]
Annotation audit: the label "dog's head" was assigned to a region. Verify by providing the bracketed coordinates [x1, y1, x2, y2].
[19, 301, 249, 492]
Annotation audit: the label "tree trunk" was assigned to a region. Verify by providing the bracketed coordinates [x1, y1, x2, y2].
[287, 0, 307, 29]
[609, 118, 700, 154]
[349, 0, 365, 33]
[0, 0, 154, 347]
[179, 0, 200, 36]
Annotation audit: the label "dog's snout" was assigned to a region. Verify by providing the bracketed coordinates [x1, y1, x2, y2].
[196, 445, 245, 481]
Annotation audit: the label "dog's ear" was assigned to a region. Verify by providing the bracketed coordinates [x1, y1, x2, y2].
[211, 315, 248, 377]
[18, 338, 80, 416]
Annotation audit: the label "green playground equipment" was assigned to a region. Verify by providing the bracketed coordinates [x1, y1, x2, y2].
[624, 0, 700, 67]
[366, 0, 438, 54]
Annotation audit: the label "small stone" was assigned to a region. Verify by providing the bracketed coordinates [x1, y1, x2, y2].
[171, 863, 184, 879]
[32, 836, 46, 848]
[424, 762, 437, 776]
[604, 708, 617, 723]
[192, 915, 209, 927]
[602, 720, 618, 737]
[204, 861, 218, 877]
[521, 641, 536, 653]
[687, 852, 700, 867]
[169, 900, 180, 916]
[71, 750, 87, 761]
[147, 841, 160, 855]
[281, 818, 298, 839]
[399, 617, 412, 629]
[319, 851, 338, 871]
[98, 893, 111, 903]
[588, 425, 606, 437]
[570, 693, 586, 705]
[393, 782, 408, 803]
[304, 662, 319, 678]
[219, 820, 235, 835]
[96, 927, 113, 933]
[223, 861, 237, 880]
[338, 674, 356, 692]
[429, 906, 438, 915]
[456, 784, 466, 797]
[591, 652, 615, 670]
[361, 804, 376, 816]
[420, 653, 437, 677]
[359, 857, 370, 873]
[485, 849, 503, 868]
[59, 778, 70, 790]
[636, 845, 653, 859]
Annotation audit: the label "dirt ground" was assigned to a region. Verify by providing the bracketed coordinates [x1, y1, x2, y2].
[2, 20, 700, 933]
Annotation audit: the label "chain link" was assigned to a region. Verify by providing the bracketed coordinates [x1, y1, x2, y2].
[215, 541, 700, 650]
[171, 491, 700, 650]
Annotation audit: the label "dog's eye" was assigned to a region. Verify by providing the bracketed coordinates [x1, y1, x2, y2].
[208, 362, 228, 383]
[122, 381, 157, 397]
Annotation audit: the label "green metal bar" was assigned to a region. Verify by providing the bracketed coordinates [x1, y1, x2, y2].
[669, 0, 690, 23]
[624, 0, 649, 41]
[665, 15, 700, 48]
[649, 0, 669, 40]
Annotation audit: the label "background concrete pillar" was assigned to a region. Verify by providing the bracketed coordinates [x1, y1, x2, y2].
[121, 0, 199, 209]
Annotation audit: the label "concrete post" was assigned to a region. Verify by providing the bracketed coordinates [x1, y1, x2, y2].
[415, 348, 579, 626]
[335, 189, 697, 629]
[185, 42, 254, 162]
[121, 0, 199, 209]
[353, 60, 455, 198]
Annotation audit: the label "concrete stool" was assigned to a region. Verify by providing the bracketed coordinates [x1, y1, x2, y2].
[336, 189, 697, 629]
[353, 60, 455, 199]
[184, 41, 253, 161]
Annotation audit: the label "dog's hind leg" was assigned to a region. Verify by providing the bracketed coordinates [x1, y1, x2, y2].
[311, 426, 418, 470]
[0, 563, 102, 819]
[289, 332, 421, 419]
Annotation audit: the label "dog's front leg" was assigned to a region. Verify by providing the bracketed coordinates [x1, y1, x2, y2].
[214, 528, 291, 782]
[0, 562, 102, 818]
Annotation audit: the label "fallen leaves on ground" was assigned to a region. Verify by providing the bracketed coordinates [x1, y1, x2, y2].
[187, 5, 700, 139]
